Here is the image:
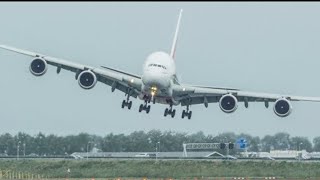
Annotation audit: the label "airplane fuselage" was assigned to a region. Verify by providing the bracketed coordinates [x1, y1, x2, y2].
[140, 51, 178, 105]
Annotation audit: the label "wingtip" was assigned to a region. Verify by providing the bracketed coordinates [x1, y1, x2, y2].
[0, 44, 7, 49]
[0, 44, 10, 48]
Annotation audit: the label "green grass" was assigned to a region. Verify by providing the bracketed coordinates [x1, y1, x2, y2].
[0, 159, 320, 178]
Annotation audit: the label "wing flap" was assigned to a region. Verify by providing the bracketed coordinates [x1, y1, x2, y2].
[190, 85, 239, 91]
[101, 65, 141, 79]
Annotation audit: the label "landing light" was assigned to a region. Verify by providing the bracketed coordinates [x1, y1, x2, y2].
[151, 86, 157, 96]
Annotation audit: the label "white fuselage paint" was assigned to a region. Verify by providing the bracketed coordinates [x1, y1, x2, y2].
[140, 51, 178, 105]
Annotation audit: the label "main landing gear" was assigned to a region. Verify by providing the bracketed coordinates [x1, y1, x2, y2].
[182, 105, 192, 119]
[121, 90, 132, 110]
[139, 96, 151, 114]
[164, 104, 176, 118]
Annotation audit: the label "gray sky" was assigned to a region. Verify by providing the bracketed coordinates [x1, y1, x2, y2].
[1, 2, 320, 139]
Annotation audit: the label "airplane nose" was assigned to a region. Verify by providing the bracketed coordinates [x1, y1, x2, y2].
[142, 71, 170, 88]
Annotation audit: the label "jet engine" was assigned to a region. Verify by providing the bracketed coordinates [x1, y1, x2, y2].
[78, 70, 97, 89]
[29, 58, 47, 76]
[219, 94, 238, 113]
[273, 98, 292, 117]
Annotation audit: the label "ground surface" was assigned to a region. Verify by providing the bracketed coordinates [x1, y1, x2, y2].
[0, 159, 320, 179]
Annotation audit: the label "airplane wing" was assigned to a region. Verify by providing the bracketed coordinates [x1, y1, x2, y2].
[173, 84, 320, 107]
[0, 44, 142, 98]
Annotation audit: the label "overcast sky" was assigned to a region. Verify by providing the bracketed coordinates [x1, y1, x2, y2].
[1, 2, 320, 139]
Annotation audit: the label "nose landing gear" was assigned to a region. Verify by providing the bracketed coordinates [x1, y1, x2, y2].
[164, 104, 176, 118]
[139, 95, 151, 114]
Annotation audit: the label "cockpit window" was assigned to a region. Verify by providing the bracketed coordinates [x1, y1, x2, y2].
[148, 63, 167, 70]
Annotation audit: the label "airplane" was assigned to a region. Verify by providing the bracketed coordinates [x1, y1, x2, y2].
[1, 9, 320, 120]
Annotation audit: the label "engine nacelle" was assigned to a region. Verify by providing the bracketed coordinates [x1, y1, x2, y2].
[78, 70, 97, 89]
[29, 58, 47, 76]
[219, 94, 238, 113]
[273, 98, 292, 117]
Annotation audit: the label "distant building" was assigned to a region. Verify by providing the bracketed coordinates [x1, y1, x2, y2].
[91, 147, 101, 153]
[241, 150, 311, 159]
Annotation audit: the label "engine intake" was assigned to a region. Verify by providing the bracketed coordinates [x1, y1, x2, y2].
[29, 58, 47, 76]
[273, 98, 292, 117]
[78, 70, 97, 89]
[219, 94, 238, 113]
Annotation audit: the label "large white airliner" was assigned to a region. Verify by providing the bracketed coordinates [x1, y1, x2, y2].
[1, 9, 320, 119]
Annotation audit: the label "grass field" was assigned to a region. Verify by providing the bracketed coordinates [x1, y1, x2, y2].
[0, 159, 320, 179]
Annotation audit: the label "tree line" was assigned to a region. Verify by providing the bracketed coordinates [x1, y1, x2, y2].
[0, 130, 319, 156]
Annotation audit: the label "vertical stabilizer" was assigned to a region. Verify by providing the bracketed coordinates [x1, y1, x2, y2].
[170, 9, 183, 60]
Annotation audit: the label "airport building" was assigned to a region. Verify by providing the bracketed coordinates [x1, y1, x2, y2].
[69, 142, 320, 160]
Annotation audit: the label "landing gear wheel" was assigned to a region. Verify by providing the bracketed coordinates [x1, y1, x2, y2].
[128, 101, 132, 110]
[164, 108, 168, 117]
[146, 105, 151, 114]
[188, 111, 192, 119]
[182, 110, 185, 119]
[121, 100, 125, 109]
[171, 109, 176, 118]
[139, 104, 143, 112]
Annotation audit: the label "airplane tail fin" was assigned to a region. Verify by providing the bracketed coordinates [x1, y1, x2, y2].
[170, 9, 183, 60]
